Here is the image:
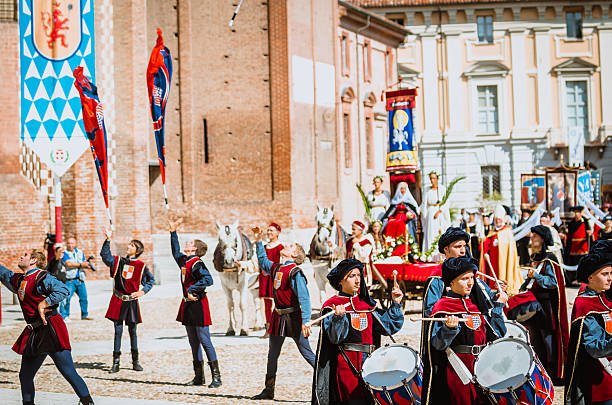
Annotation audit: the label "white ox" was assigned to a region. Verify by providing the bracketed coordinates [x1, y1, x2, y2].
[212, 221, 263, 336]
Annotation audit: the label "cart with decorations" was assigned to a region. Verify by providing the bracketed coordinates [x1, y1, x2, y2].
[369, 261, 440, 309]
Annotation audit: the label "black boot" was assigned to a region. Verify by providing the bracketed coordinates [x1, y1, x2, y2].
[186, 360, 204, 386]
[79, 395, 95, 405]
[23, 402, 34, 405]
[131, 350, 143, 371]
[251, 375, 275, 399]
[110, 351, 120, 373]
[207, 360, 222, 388]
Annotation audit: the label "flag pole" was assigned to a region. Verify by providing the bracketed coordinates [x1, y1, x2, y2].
[163, 183, 169, 210]
[54, 175, 63, 243]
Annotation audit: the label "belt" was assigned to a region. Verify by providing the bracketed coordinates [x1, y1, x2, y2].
[114, 290, 137, 302]
[182, 291, 207, 302]
[275, 306, 297, 315]
[341, 343, 375, 354]
[25, 313, 55, 330]
[452, 344, 485, 355]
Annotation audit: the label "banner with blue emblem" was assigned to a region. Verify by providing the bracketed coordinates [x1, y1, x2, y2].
[385, 88, 418, 172]
[20, 0, 95, 176]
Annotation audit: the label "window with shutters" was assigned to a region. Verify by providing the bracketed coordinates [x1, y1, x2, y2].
[477, 85, 499, 134]
[477, 15, 494, 43]
[481, 166, 500, 198]
[343, 112, 352, 169]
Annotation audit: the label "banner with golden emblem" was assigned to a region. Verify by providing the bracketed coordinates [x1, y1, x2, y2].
[385, 88, 418, 171]
[20, 0, 95, 176]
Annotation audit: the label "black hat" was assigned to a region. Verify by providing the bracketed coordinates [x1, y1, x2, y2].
[438, 227, 470, 254]
[521, 208, 532, 214]
[442, 257, 478, 287]
[327, 259, 375, 306]
[570, 205, 584, 212]
[603, 214, 612, 223]
[590, 240, 612, 255]
[531, 225, 553, 247]
[577, 252, 612, 284]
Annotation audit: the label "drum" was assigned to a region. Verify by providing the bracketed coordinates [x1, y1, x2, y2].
[504, 320, 530, 343]
[361, 343, 422, 405]
[473, 338, 554, 405]
[505, 291, 542, 322]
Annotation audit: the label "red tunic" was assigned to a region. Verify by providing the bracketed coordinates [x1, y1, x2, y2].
[566, 293, 612, 403]
[260, 242, 283, 298]
[105, 256, 146, 323]
[321, 294, 374, 402]
[11, 270, 71, 355]
[431, 297, 487, 405]
[269, 262, 302, 337]
[176, 257, 212, 326]
[569, 219, 589, 255]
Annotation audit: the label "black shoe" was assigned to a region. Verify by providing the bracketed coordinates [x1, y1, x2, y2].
[131, 350, 143, 371]
[110, 351, 120, 373]
[23, 401, 35, 405]
[207, 360, 222, 388]
[251, 375, 275, 400]
[186, 360, 204, 386]
[79, 395, 95, 405]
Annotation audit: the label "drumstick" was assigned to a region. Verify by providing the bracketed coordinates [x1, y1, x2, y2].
[306, 302, 351, 327]
[410, 316, 469, 322]
[476, 271, 496, 282]
[392, 270, 399, 289]
[484, 253, 509, 308]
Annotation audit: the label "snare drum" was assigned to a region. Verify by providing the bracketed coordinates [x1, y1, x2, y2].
[505, 291, 542, 322]
[504, 320, 530, 343]
[473, 338, 554, 405]
[361, 343, 422, 405]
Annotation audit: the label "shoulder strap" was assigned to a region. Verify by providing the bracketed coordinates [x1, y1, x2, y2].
[35, 269, 48, 285]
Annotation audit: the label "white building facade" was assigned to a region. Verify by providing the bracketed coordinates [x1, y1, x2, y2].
[356, 0, 612, 210]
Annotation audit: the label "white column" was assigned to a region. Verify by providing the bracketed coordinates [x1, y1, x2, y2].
[509, 27, 528, 135]
[599, 24, 612, 138]
[445, 30, 464, 137]
[421, 33, 439, 138]
[534, 26, 552, 129]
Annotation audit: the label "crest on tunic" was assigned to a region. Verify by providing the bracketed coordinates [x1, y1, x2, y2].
[32, 0, 82, 60]
[604, 312, 612, 335]
[181, 266, 186, 283]
[274, 272, 283, 290]
[462, 314, 482, 330]
[18, 280, 27, 301]
[350, 312, 368, 331]
[122, 264, 134, 280]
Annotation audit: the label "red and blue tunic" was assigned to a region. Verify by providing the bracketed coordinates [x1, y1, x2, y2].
[568, 219, 590, 256]
[269, 262, 303, 337]
[105, 257, 146, 323]
[565, 290, 612, 404]
[260, 242, 283, 298]
[11, 269, 71, 355]
[176, 256, 212, 326]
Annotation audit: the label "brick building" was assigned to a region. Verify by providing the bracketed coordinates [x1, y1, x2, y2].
[0, 0, 406, 268]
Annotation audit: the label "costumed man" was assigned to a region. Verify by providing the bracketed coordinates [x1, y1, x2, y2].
[311, 258, 404, 405]
[251, 226, 315, 400]
[482, 212, 493, 241]
[168, 218, 222, 388]
[480, 204, 523, 295]
[541, 211, 565, 266]
[101, 229, 154, 373]
[423, 257, 508, 405]
[0, 250, 94, 405]
[565, 205, 592, 286]
[346, 221, 374, 284]
[465, 210, 483, 264]
[261, 222, 284, 338]
[421, 171, 450, 255]
[420, 228, 504, 400]
[511, 225, 569, 384]
[565, 247, 612, 405]
[367, 175, 391, 221]
[517, 208, 532, 266]
[598, 214, 612, 240]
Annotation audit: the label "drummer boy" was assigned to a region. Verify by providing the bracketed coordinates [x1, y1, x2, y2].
[312, 259, 404, 405]
[425, 257, 507, 405]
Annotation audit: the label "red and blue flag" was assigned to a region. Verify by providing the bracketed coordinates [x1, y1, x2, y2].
[72, 66, 110, 211]
[146, 28, 172, 202]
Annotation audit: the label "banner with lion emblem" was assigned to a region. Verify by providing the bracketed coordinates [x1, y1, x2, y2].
[20, 0, 95, 176]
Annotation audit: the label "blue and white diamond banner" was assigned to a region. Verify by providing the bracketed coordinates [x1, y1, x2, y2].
[20, 0, 95, 176]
